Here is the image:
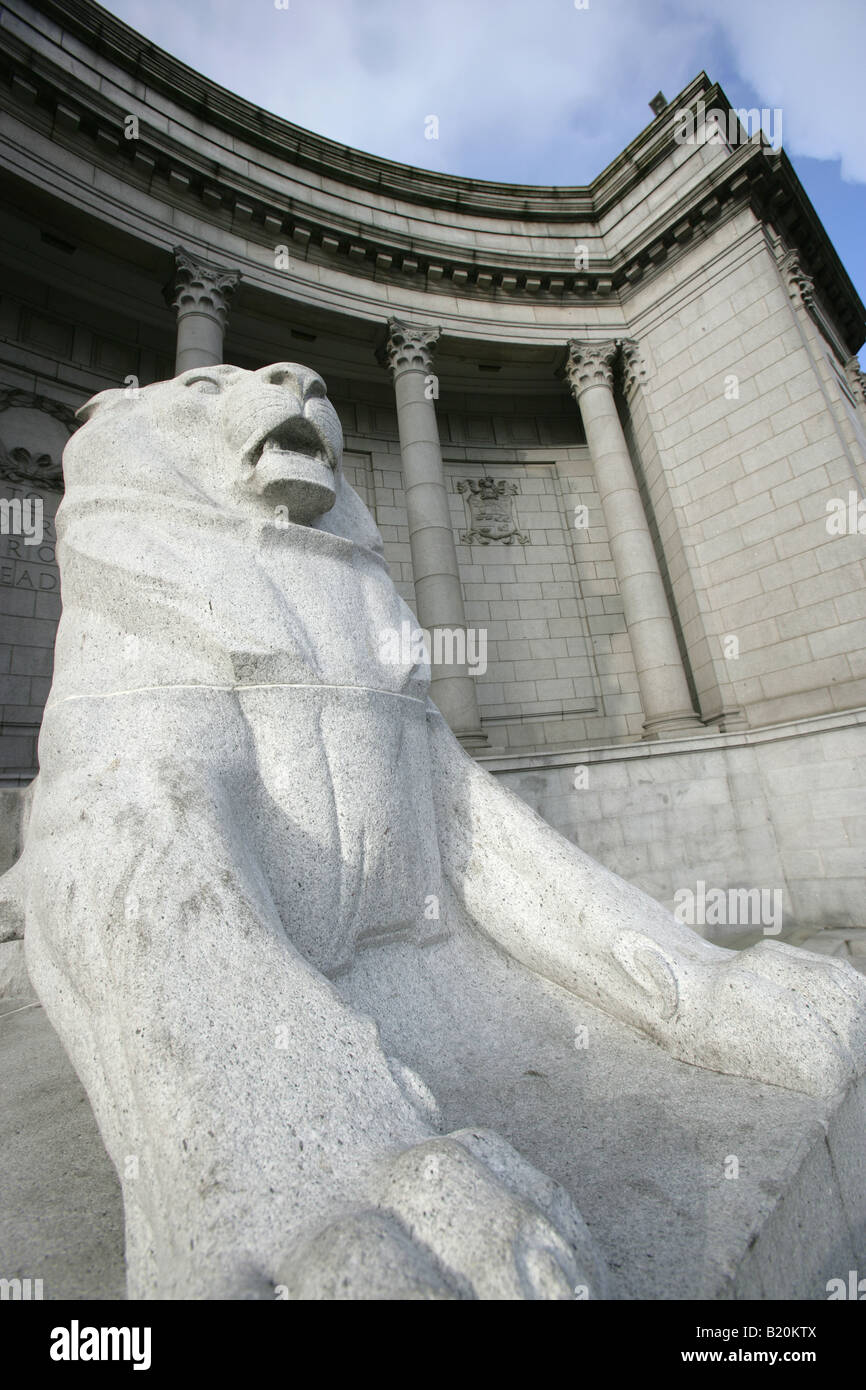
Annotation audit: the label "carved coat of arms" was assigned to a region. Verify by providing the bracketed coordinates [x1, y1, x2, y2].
[457, 477, 528, 546]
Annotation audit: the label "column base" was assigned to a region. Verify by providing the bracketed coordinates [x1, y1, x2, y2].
[641, 710, 706, 741]
[713, 707, 748, 732]
[456, 728, 489, 753]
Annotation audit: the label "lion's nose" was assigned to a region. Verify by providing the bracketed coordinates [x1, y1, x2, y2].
[254, 363, 327, 401]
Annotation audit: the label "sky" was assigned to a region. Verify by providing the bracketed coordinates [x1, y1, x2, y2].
[103, 0, 866, 364]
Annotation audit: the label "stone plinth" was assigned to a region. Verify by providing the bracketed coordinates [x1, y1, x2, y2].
[2, 949, 863, 1300]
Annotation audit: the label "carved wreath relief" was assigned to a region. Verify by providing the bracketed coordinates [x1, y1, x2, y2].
[457, 477, 529, 546]
[0, 390, 76, 489]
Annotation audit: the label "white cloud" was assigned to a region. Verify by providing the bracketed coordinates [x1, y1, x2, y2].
[106, 0, 714, 182]
[681, 0, 866, 183]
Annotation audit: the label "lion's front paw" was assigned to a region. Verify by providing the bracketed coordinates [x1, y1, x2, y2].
[681, 939, 866, 1097]
[275, 1208, 460, 1300]
[372, 1129, 605, 1300]
[276, 1129, 606, 1300]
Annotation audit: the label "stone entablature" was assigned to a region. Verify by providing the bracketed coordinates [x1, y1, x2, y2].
[0, 1, 862, 350]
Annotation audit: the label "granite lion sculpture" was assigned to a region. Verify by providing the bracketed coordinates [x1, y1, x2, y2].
[4, 362, 865, 1299]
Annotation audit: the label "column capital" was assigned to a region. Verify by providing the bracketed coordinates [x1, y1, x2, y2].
[779, 250, 814, 310]
[845, 356, 866, 408]
[166, 245, 241, 325]
[382, 318, 440, 374]
[564, 339, 618, 399]
[619, 339, 648, 399]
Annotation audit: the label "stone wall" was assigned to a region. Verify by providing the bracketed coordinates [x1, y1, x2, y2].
[490, 708, 866, 935]
[624, 212, 866, 730]
[336, 387, 646, 753]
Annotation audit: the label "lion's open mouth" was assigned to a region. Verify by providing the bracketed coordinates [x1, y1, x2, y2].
[243, 416, 333, 473]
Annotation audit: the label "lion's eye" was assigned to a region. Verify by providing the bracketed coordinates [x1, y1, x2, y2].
[185, 377, 221, 394]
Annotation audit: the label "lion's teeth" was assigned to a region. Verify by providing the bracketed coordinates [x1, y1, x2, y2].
[253, 432, 327, 465]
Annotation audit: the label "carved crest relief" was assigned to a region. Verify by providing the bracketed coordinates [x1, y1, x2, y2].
[457, 477, 529, 545]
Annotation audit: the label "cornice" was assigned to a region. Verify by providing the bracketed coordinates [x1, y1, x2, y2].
[0, 52, 775, 310]
[0, 6, 734, 223]
[0, 32, 616, 301]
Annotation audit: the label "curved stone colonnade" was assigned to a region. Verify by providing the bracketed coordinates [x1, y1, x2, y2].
[162, 240, 704, 745]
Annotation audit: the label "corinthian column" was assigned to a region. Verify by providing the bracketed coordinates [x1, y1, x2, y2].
[566, 339, 701, 738]
[167, 246, 241, 374]
[382, 318, 485, 748]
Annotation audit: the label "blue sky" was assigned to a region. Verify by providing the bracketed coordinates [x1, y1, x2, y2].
[103, 0, 866, 363]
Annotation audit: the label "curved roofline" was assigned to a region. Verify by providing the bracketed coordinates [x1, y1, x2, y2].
[5, 0, 862, 347]
[29, 0, 710, 217]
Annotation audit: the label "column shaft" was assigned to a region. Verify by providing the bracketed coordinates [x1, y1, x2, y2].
[384, 320, 485, 747]
[567, 340, 701, 738]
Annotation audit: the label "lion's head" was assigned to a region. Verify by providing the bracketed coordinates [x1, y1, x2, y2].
[48, 363, 396, 699]
[69, 362, 351, 527]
